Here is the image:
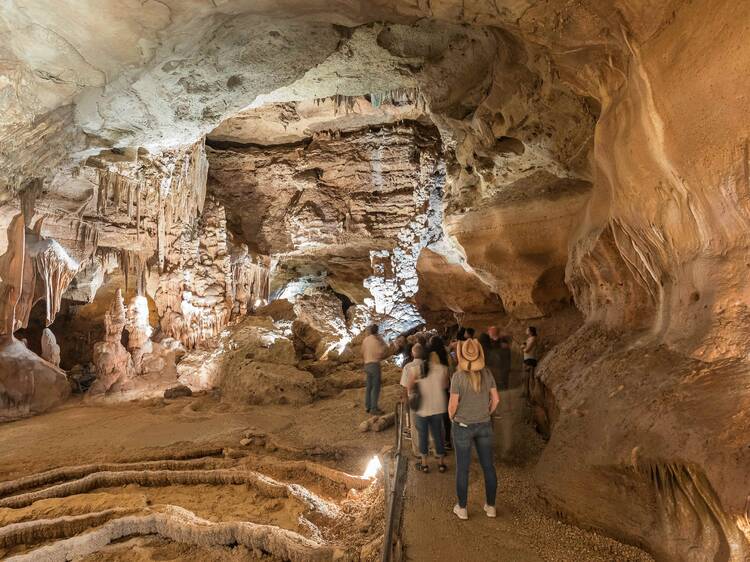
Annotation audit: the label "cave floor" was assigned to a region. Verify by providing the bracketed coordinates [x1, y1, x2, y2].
[0, 379, 651, 561]
[401, 390, 654, 562]
[0, 386, 400, 481]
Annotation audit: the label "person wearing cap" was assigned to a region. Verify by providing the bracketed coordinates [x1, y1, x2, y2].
[448, 336, 500, 520]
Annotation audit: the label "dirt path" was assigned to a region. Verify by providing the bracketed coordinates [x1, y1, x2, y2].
[400, 393, 653, 562]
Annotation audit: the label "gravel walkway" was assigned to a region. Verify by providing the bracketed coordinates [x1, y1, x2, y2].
[401, 398, 653, 561]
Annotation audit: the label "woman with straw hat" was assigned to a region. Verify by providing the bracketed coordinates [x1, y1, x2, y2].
[448, 336, 500, 520]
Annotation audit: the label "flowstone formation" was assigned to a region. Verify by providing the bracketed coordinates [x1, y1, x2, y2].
[0, 214, 70, 419]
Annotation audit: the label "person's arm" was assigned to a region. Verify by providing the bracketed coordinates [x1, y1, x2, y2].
[528, 336, 537, 352]
[448, 393, 460, 420]
[489, 388, 500, 414]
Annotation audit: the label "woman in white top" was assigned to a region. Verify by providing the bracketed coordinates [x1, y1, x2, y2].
[408, 341, 449, 473]
[400, 344, 425, 457]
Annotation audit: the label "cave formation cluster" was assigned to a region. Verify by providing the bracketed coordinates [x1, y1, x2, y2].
[0, 1, 749, 561]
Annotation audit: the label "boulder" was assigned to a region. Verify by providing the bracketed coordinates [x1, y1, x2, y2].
[164, 384, 193, 399]
[254, 299, 295, 321]
[0, 338, 70, 420]
[220, 361, 314, 406]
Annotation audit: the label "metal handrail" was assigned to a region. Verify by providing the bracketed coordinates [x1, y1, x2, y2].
[381, 401, 407, 562]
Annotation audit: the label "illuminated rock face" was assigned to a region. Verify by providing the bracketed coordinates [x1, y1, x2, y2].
[208, 121, 447, 336]
[154, 196, 232, 350]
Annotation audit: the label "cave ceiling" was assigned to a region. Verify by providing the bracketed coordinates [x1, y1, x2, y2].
[0, 0, 621, 321]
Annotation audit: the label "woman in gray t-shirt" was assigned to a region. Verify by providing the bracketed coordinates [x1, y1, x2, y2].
[448, 338, 500, 520]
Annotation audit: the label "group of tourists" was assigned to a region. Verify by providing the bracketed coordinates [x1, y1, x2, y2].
[361, 322, 540, 520]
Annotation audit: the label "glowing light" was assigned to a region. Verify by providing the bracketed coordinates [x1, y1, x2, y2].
[362, 455, 383, 480]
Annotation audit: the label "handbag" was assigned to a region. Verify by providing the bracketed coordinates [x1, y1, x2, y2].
[408, 384, 422, 411]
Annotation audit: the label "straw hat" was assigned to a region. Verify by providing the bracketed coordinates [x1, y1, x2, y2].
[457, 338, 485, 371]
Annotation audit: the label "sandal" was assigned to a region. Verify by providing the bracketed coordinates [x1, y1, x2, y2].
[438, 463, 447, 473]
[415, 462, 429, 473]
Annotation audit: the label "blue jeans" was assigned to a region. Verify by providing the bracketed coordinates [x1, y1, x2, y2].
[364, 362, 381, 411]
[452, 421, 497, 508]
[415, 414, 446, 457]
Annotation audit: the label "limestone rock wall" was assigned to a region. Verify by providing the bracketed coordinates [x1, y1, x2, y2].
[207, 121, 449, 335]
[154, 196, 232, 350]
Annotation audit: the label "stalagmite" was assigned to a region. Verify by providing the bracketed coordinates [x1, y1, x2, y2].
[90, 288, 135, 394]
[125, 296, 153, 374]
[40, 328, 61, 367]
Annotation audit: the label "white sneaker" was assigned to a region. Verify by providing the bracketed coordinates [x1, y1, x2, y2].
[483, 504, 496, 518]
[453, 504, 468, 520]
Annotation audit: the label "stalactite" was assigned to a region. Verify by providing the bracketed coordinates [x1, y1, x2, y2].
[96, 169, 105, 215]
[135, 254, 146, 297]
[19, 178, 43, 225]
[97, 170, 141, 218]
[127, 181, 133, 219]
[136, 182, 142, 239]
[157, 196, 165, 272]
[118, 250, 147, 296]
[112, 172, 122, 211]
[35, 240, 79, 326]
[369, 87, 424, 110]
[102, 171, 108, 215]
[120, 249, 130, 293]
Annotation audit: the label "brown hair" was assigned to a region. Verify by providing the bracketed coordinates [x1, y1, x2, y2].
[467, 371, 482, 393]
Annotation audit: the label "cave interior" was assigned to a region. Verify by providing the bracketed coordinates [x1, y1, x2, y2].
[0, 1, 749, 561]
